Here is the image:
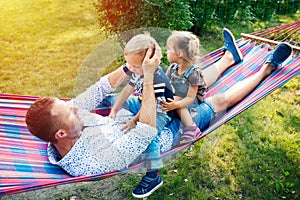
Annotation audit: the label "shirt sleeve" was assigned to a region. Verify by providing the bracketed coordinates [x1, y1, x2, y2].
[128, 75, 136, 88]
[187, 67, 206, 87]
[187, 67, 207, 102]
[67, 75, 115, 111]
[165, 64, 173, 80]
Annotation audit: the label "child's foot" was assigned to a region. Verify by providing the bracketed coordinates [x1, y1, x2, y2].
[223, 28, 243, 64]
[179, 125, 201, 145]
[265, 42, 292, 68]
[132, 174, 163, 198]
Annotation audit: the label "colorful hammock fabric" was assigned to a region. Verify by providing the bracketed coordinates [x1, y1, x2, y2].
[1, 29, 300, 196]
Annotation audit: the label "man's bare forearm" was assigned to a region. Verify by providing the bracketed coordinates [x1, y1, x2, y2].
[138, 48, 161, 128]
[107, 66, 129, 88]
[139, 74, 156, 128]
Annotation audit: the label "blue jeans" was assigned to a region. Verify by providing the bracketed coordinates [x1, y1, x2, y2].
[190, 101, 215, 131]
[100, 94, 141, 114]
[101, 94, 171, 169]
[167, 101, 215, 146]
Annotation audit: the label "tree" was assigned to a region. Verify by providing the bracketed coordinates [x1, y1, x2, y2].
[95, 0, 193, 38]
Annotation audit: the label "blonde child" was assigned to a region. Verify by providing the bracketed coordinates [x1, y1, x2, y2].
[162, 29, 292, 148]
[106, 33, 174, 198]
[162, 31, 203, 144]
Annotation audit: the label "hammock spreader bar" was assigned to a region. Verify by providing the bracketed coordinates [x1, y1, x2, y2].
[241, 20, 300, 51]
[241, 33, 300, 52]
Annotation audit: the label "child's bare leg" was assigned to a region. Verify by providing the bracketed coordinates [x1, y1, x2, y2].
[176, 108, 195, 127]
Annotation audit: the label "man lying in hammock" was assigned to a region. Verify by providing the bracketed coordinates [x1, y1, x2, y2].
[25, 48, 162, 177]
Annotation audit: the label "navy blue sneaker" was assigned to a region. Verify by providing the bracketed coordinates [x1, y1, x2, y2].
[223, 28, 243, 64]
[132, 174, 163, 198]
[265, 43, 292, 68]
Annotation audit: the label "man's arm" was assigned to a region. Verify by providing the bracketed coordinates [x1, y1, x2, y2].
[107, 66, 130, 89]
[90, 48, 161, 173]
[69, 66, 128, 111]
[139, 48, 162, 128]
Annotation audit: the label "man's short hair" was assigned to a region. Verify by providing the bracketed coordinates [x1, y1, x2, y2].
[25, 97, 59, 143]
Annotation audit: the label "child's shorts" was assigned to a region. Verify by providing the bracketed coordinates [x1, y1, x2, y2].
[190, 101, 216, 131]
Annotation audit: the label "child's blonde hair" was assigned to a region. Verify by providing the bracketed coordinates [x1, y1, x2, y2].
[167, 31, 200, 63]
[124, 32, 160, 58]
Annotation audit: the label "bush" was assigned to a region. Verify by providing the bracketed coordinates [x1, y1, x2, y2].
[95, 0, 193, 37]
[95, 0, 299, 37]
[189, 0, 219, 33]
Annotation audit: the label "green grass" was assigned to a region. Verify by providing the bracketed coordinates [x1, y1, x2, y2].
[0, 1, 299, 199]
[0, 0, 104, 98]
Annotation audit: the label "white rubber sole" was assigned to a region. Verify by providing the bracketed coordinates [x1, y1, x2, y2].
[132, 180, 163, 198]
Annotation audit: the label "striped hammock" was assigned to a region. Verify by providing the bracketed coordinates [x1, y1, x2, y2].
[1, 23, 299, 196]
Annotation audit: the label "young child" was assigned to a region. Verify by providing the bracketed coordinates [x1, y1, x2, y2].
[107, 33, 174, 198]
[162, 31, 203, 145]
[163, 29, 292, 146]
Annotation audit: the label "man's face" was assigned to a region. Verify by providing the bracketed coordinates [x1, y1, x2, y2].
[51, 98, 83, 139]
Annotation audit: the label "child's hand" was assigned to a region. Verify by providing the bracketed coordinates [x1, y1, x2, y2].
[107, 109, 116, 119]
[161, 98, 180, 112]
[120, 119, 137, 134]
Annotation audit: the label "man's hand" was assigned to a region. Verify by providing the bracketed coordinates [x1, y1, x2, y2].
[120, 119, 137, 134]
[142, 47, 162, 78]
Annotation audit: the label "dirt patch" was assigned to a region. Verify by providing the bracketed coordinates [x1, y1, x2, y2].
[2, 175, 130, 200]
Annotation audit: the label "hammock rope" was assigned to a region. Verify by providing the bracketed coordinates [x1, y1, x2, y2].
[1, 21, 299, 196]
[241, 20, 300, 51]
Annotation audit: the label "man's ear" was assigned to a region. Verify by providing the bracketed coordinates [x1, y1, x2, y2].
[54, 129, 67, 140]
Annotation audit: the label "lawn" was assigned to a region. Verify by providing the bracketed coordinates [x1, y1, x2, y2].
[0, 0, 104, 97]
[0, 0, 299, 199]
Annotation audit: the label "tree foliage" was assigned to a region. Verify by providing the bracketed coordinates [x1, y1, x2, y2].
[95, 0, 193, 36]
[95, 0, 299, 36]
